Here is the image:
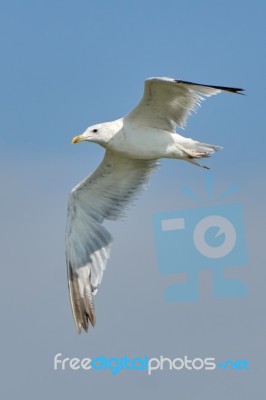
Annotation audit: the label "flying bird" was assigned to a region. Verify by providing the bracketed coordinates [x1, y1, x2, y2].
[66, 77, 243, 333]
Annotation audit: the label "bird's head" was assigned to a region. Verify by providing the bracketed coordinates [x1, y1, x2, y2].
[72, 121, 121, 147]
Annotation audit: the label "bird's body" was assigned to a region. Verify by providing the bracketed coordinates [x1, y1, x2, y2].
[66, 77, 243, 333]
[109, 121, 169, 159]
[102, 120, 180, 160]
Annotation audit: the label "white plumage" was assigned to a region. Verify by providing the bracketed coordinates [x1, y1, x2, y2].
[65, 77, 243, 333]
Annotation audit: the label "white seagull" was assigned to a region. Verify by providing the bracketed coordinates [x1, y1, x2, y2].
[66, 77, 243, 333]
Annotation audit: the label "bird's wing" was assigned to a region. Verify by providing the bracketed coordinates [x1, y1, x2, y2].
[125, 77, 244, 131]
[65, 150, 157, 333]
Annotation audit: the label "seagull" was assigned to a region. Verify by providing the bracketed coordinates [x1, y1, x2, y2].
[66, 77, 243, 333]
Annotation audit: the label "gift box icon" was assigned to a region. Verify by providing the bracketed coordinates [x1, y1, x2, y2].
[152, 176, 248, 301]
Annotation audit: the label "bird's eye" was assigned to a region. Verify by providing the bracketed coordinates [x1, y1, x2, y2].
[92, 128, 98, 133]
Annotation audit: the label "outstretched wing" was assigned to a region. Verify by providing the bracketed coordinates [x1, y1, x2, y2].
[65, 150, 157, 333]
[125, 77, 244, 131]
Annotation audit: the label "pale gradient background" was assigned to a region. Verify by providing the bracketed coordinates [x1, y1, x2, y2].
[0, 0, 265, 398]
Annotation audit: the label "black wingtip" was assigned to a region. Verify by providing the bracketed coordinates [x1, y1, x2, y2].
[215, 86, 245, 95]
[175, 79, 245, 95]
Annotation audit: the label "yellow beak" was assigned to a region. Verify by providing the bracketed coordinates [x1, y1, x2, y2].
[72, 135, 83, 144]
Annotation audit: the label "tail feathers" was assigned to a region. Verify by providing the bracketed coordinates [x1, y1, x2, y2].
[180, 140, 222, 169]
[68, 267, 96, 334]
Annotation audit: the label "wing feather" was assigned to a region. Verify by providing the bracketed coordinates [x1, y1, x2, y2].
[66, 150, 157, 333]
[125, 77, 243, 131]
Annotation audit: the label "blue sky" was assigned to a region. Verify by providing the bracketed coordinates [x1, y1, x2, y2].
[0, 1, 265, 399]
